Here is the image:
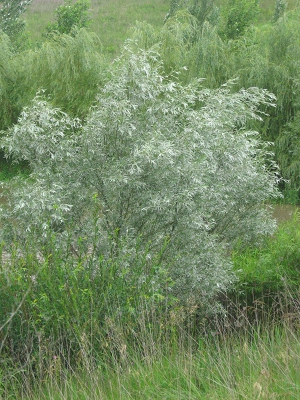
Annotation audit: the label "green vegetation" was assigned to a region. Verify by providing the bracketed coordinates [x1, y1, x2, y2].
[18, 0, 300, 197]
[45, 0, 91, 35]
[0, 0, 32, 49]
[0, 159, 29, 181]
[1, 229, 300, 398]
[233, 212, 300, 291]
[24, 0, 170, 53]
[128, 5, 300, 198]
[4, 325, 300, 399]
[219, 0, 259, 39]
[1, 0, 300, 398]
[0, 50, 281, 303]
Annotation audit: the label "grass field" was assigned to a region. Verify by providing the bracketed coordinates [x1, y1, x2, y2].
[25, 0, 170, 53]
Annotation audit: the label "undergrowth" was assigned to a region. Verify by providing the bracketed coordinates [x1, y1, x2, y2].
[1, 216, 300, 399]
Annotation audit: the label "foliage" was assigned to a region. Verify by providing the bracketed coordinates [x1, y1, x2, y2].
[0, 0, 298, 194]
[272, 0, 286, 22]
[2, 275, 300, 399]
[241, 11, 300, 195]
[166, 0, 258, 40]
[1, 47, 280, 304]
[0, 33, 18, 130]
[0, 28, 106, 130]
[46, 0, 91, 36]
[165, 0, 218, 29]
[1, 3, 300, 395]
[0, 0, 32, 49]
[0, 158, 29, 181]
[160, 11, 199, 78]
[219, 0, 259, 40]
[130, 6, 300, 198]
[22, 29, 105, 118]
[276, 111, 300, 192]
[232, 212, 300, 299]
[0, 236, 171, 387]
[189, 0, 219, 28]
[130, 18, 232, 86]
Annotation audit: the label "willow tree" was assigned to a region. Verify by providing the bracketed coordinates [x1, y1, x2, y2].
[165, 0, 218, 28]
[16, 28, 107, 119]
[276, 111, 300, 197]
[1, 46, 280, 304]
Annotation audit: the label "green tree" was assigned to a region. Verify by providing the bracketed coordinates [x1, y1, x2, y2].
[276, 110, 300, 193]
[1, 47, 280, 304]
[46, 0, 90, 35]
[0, 28, 105, 131]
[0, 33, 17, 129]
[220, 0, 259, 40]
[18, 29, 106, 118]
[132, 7, 300, 199]
[0, 0, 32, 47]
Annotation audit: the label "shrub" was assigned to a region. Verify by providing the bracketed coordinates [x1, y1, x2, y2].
[16, 29, 107, 119]
[46, 0, 91, 35]
[1, 46, 280, 305]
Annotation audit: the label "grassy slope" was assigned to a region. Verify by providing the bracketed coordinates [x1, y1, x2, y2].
[25, 0, 170, 54]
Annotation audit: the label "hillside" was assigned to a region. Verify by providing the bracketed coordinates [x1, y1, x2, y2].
[25, 0, 170, 53]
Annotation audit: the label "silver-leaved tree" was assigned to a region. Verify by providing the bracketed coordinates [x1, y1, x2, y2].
[1, 46, 280, 303]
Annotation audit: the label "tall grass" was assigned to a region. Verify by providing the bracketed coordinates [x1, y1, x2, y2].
[4, 298, 300, 399]
[1, 216, 300, 399]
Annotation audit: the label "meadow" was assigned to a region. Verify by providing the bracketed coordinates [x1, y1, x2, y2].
[25, 0, 170, 53]
[1, 0, 300, 398]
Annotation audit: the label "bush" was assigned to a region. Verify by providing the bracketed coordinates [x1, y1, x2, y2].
[16, 29, 107, 119]
[46, 0, 91, 35]
[1, 46, 280, 305]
